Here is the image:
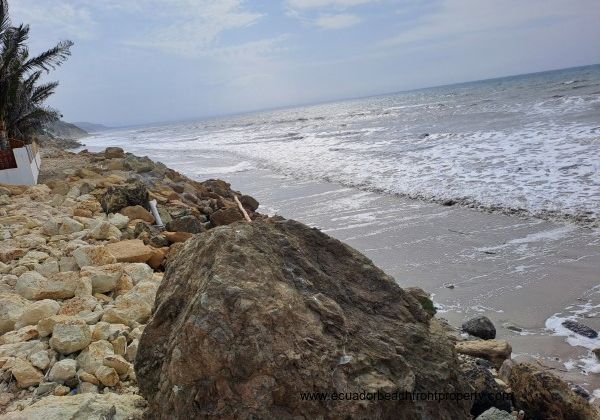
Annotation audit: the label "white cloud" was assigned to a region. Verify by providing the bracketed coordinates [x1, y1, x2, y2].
[315, 13, 361, 29]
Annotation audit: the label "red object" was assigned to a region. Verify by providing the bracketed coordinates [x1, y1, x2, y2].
[0, 149, 17, 170]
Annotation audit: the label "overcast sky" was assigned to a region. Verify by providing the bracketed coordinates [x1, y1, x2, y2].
[10, 0, 600, 126]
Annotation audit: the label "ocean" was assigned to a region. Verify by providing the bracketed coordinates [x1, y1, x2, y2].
[88, 64, 600, 226]
[84, 64, 600, 392]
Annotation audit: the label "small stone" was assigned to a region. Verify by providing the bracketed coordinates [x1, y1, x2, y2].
[108, 213, 129, 229]
[89, 222, 122, 241]
[77, 340, 114, 374]
[58, 218, 85, 235]
[78, 381, 98, 393]
[49, 358, 77, 382]
[29, 350, 50, 370]
[53, 384, 71, 396]
[120, 205, 155, 224]
[95, 365, 119, 387]
[0, 293, 28, 334]
[0, 325, 38, 345]
[78, 369, 99, 385]
[92, 322, 111, 341]
[122, 263, 153, 284]
[163, 231, 193, 243]
[111, 335, 127, 356]
[103, 354, 130, 375]
[209, 207, 244, 226]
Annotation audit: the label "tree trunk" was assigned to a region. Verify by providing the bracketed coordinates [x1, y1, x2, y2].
[0, 121, 9, 151]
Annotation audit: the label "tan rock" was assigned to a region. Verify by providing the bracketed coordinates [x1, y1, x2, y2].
[49, 318, 92, 354]
[102, 280, 159, 326]
[74, 276, 92, 297]
[455, 340, 512, 367]
[73, 245, 117, 268]
[0, 293, 28, 334]
[147, 247, 168, 269]
[53, 385, 71, 396]
[108, 213, 129, 229]
[1, 393, 147, 419]
[73, 208, 93, 218]
[10, 358, 43, 388]
[120, 205, 155, 224]
[81, 264, 122, 293]
[58, 296, 97, 316]
[95, 365, 119, 387]
[28, 350, 50, 370]
[58, 218, 84, 235]
[37, 315, 74, 337]
[48, 358, 77, 382]
[89, 221, 122, 241]
[122, 263, 153, 284]
[105, 239, 153, 263]
[111, 335, 127, 356]
[0, 340, 48, 358]
[103, 354, 130, 375]
[16, 271, 78, 300]
[77, 340, 114, 374]
[125, 339, 138, 362]
[0, 246, 26, 263]
[78, 369, 99, 385]
[15, 299, 60, 329]
[0, 325, 38, 345]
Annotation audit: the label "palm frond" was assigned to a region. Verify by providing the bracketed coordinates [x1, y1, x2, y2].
[22, 39, 73, 73]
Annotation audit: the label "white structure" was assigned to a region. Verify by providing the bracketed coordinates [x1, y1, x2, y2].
[0, 144, 41, 185]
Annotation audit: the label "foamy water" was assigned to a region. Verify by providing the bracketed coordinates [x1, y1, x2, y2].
[86, 65, 600, 226]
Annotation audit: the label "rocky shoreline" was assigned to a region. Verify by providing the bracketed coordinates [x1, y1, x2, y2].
[0, 146, 598, 419]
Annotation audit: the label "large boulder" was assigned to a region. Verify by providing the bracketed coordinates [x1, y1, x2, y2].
[135, 219, 471, 419]
[16, 271, 78, 300]
[101, 181, 149, 214]
[455, 340, 512, 368]
[507, 363, 599, 419]
[105, 240, 153, 263]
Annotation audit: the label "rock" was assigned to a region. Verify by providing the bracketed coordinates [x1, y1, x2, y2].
[95, 365, 119, 387]
[49, 318, 92, 354]
[108, 213, 129, 229]
[120, 205, 155, 224]
[111, 335, 127, 356]
[16, 271, 77, 300]
[476, 407, 514, 419]
[102, 280, 159, 326]
[459, 355, 513, 416]
[78, 369, 99, 385]
[29, 350, 50, 370]
[48, 358, 77, 382]
[89, 221, 122, 241]
[163, 231, 193, 243]
[593, 348, 600, 360]
[498, 358, 514, 384]
[455, 340, 512, 368]
[101, 181, 149, 214]
[125, 339, 138, 362]
[77, 340, 114, 374]
[92, 322, 111, 341]
[122, 263, 153, 284]
[104, 354, 130, 375]
[0, 246, 26, 263]
[58, 296, 97, 316]
[0, 293, 28, 334]
[405, 287, 436, 316]
[1, 393, 147, 419]
[53, 384, 71, 396]
[35, 259, 60, 276]
[73, 245, 117, 268]
[0, 340, 48, 358]
[81, 264, 123, 293]
[58, 217, 84, 235]
[462, 316, 497, 340]
[147, 247, 167, 269]
[509, 363, 599, 419]
[105, 147, 125, 159]
[135, 220, 470, 419]
[15, 299, 60, 329]
[561, 320, 598, 339]
[165, 215, 205, 234]
[9, 358, 43, 388]
[58, 256, 78, 272]
[0, 325, 38, 345]
[239, 194, 259, 211]
[0, 261, 10, 274]
[105, 239, 153, 263]
[209, 206, 245, 226]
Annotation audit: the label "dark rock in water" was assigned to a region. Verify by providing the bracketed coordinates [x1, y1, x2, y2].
[418, 133, 430, 139]
[508, 363, 599, 419]
[459, 356, 512, 417]
[135, 219, 471, 419]
[561, 320, 598, 339]
[442, 199, 456, 206]
[239, 194, 259, 211]
[571, 384, 591, 401]
[165, 215, 205, 234]
[209, 206, 245, 226]
[462, 316, 496, 340]
[101, 181, 149, 214]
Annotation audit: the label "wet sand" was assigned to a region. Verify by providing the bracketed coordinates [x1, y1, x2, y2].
[83, 144, 600, 394]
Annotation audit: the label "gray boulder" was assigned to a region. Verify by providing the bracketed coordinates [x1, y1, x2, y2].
[462, 316, 497, 340]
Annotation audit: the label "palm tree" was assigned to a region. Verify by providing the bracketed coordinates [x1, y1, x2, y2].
[0, 0, 72, 150]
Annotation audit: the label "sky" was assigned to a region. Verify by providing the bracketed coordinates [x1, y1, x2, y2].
[10, 0, 600, 127]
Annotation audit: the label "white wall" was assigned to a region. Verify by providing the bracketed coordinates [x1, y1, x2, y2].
[0, 148, 40, 186]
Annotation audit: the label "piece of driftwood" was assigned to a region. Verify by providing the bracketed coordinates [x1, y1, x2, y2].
[234, 195, 252, 222]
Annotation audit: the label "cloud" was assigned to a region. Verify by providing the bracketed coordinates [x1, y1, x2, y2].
[315, 13, 361, 29]
[287, 0, 377, 9]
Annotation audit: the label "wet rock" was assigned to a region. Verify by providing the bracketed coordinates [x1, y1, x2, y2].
[209, 206, 244, 226]
[105, 240, 153, 263]
[561, 320, 598, 339]
[101, 181, 149, 214]
[120, 205, 155, 224]
[508, 363, 599, 419]
[135, 220, 470, 419]
[165, 215, 205, 234]
[462, 316, 497, 340]
[455, 340, 512, 368]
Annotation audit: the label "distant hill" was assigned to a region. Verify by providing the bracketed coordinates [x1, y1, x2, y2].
[43, 120, 88, 139]
[72, 121, 110, 133]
